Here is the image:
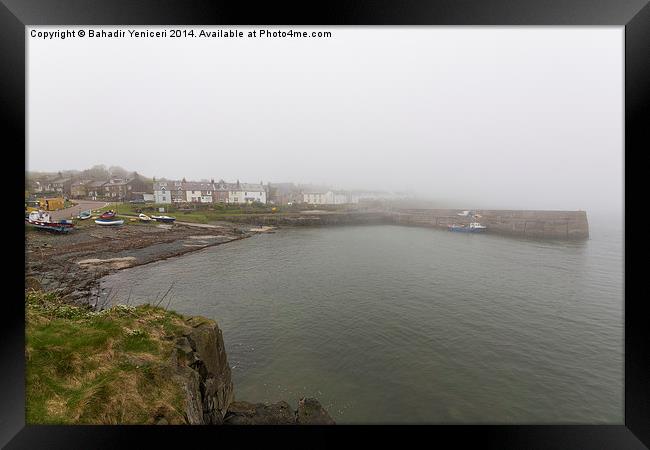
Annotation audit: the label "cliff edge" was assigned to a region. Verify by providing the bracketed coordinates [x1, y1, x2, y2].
[25, 290, 334, 425]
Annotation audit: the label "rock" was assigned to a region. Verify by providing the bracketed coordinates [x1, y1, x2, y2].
[224, 401, 296, 425]
[176, 366, 204, 425]
[296, 398, 335, 425]
[171, 317, 234, 424]
[175, 337, 195, 362]
[167, 316, 332, 425]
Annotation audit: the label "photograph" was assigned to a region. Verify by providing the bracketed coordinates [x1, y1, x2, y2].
[23, 25, 623, 425]
[2, 0, 648, 447]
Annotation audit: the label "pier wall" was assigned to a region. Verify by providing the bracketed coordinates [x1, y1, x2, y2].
[216, 212, 389, 227]
[215, 209, 589, 240]
[392, 209, 589, 239]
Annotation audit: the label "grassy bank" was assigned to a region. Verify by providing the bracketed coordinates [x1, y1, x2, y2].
[100, 202, 348, 224]
[26, 291, 188, 424]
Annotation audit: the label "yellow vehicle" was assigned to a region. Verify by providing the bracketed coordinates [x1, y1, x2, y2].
[25, 200, 40, 213]
[38, 197, 65, 211]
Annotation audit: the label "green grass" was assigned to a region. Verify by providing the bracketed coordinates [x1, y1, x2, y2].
[100, 202, 282, 224]
[97, 201, 350, 225]
[26, 291, 188, 424]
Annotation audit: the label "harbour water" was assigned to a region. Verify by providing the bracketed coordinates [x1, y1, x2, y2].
[100, 214, 623, 424]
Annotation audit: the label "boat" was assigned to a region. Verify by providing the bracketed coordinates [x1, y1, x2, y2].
[25, 210, 75, 233]
[151, 215, 176, 223]
[138, 213, 152, 222]
[99, 210, 116, 219]
[448, 222, 487, 233]
[94, 218, 125, 226]
[78, 210, 92, 220]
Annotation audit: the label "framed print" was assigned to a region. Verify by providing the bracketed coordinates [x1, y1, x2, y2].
[2, 0, 648, 448]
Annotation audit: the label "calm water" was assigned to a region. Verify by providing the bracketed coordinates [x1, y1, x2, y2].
[100, 214, 623, 424]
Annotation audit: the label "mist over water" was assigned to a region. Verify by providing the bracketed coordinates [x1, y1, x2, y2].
[28, 27, 623, 213]
[100, 213, 623, 423]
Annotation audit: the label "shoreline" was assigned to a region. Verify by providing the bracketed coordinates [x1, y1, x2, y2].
[25, 206, 590, 307]
[25, 220, 336, 425]
[25, 220, 263, 306]
[23, 213, 603, 426]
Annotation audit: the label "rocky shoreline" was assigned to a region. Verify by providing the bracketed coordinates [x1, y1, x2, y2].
[25, 221, 253, 306]
[25, 220, 335, 425]
[173, 315, 333, 425]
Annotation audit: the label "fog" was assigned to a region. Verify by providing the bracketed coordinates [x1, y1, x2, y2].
[27, 27, 623, 213]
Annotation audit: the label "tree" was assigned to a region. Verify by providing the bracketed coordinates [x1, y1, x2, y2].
[84, 164, 109, 180]
[109, 166, 128, 178]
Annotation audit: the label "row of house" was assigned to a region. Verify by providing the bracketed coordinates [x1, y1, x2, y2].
[29, 176, 73, 196]
[29, 172, 405, 206]
[299, 189, 402, 205]
[270, 182, 403, 206]
[28, 174, 152, 201]
[153, 179, 268, 205]
[153, 179, 400, 206]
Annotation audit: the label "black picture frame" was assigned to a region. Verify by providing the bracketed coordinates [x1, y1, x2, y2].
[3, 1, 648, 448]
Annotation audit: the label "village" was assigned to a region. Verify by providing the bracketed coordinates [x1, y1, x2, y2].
[23, 167, 419, 316]
[25, 166, 407, 209]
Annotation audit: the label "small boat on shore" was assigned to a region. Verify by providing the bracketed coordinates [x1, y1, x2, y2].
[95, 218, 124, 226]
[100, 210, 116, 219]
[151, 215, 176, 223]
[26, 211, 75, 233]
[78, 210, 92, 220]
[138, 213, 152, 222]
[448, 222, 487, 233]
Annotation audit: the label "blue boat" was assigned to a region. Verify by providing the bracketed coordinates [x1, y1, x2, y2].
[448, 222, 487, 233]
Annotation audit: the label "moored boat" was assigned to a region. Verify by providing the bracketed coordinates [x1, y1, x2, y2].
[78, 210, 92, 220]
[448, 222, 487, 233]
[151, 215, 176, 223]
[99, 210, 116, 219]
[138, 213, 152, 222]
[94, 218, 125, 226]
[25, 210, 75, 233]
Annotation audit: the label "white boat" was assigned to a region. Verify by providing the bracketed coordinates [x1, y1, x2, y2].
[78, 210, 92, 220]
[448, 222, 487, 233]
[26, 210, 75, 233]
[138, 213, 152, 222]
[94, 218, 125, 226]
[151, 215, 176, 223]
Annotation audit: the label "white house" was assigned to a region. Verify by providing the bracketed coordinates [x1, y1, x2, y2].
[170, 180, 185, 203]
[153, 181, 172, 204]
[303, 190, 339, 205]
[333, 191, 350, 204]
[228, 181, 267, 204]
[349, 191, 392, 204]
[182, 182, 214, 203]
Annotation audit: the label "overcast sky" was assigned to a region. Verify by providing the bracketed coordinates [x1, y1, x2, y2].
[27, 27, 623, 213]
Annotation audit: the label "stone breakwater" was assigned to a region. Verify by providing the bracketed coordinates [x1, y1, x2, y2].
[219, 209, 590, 240]
[392, 209, 589, 239]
